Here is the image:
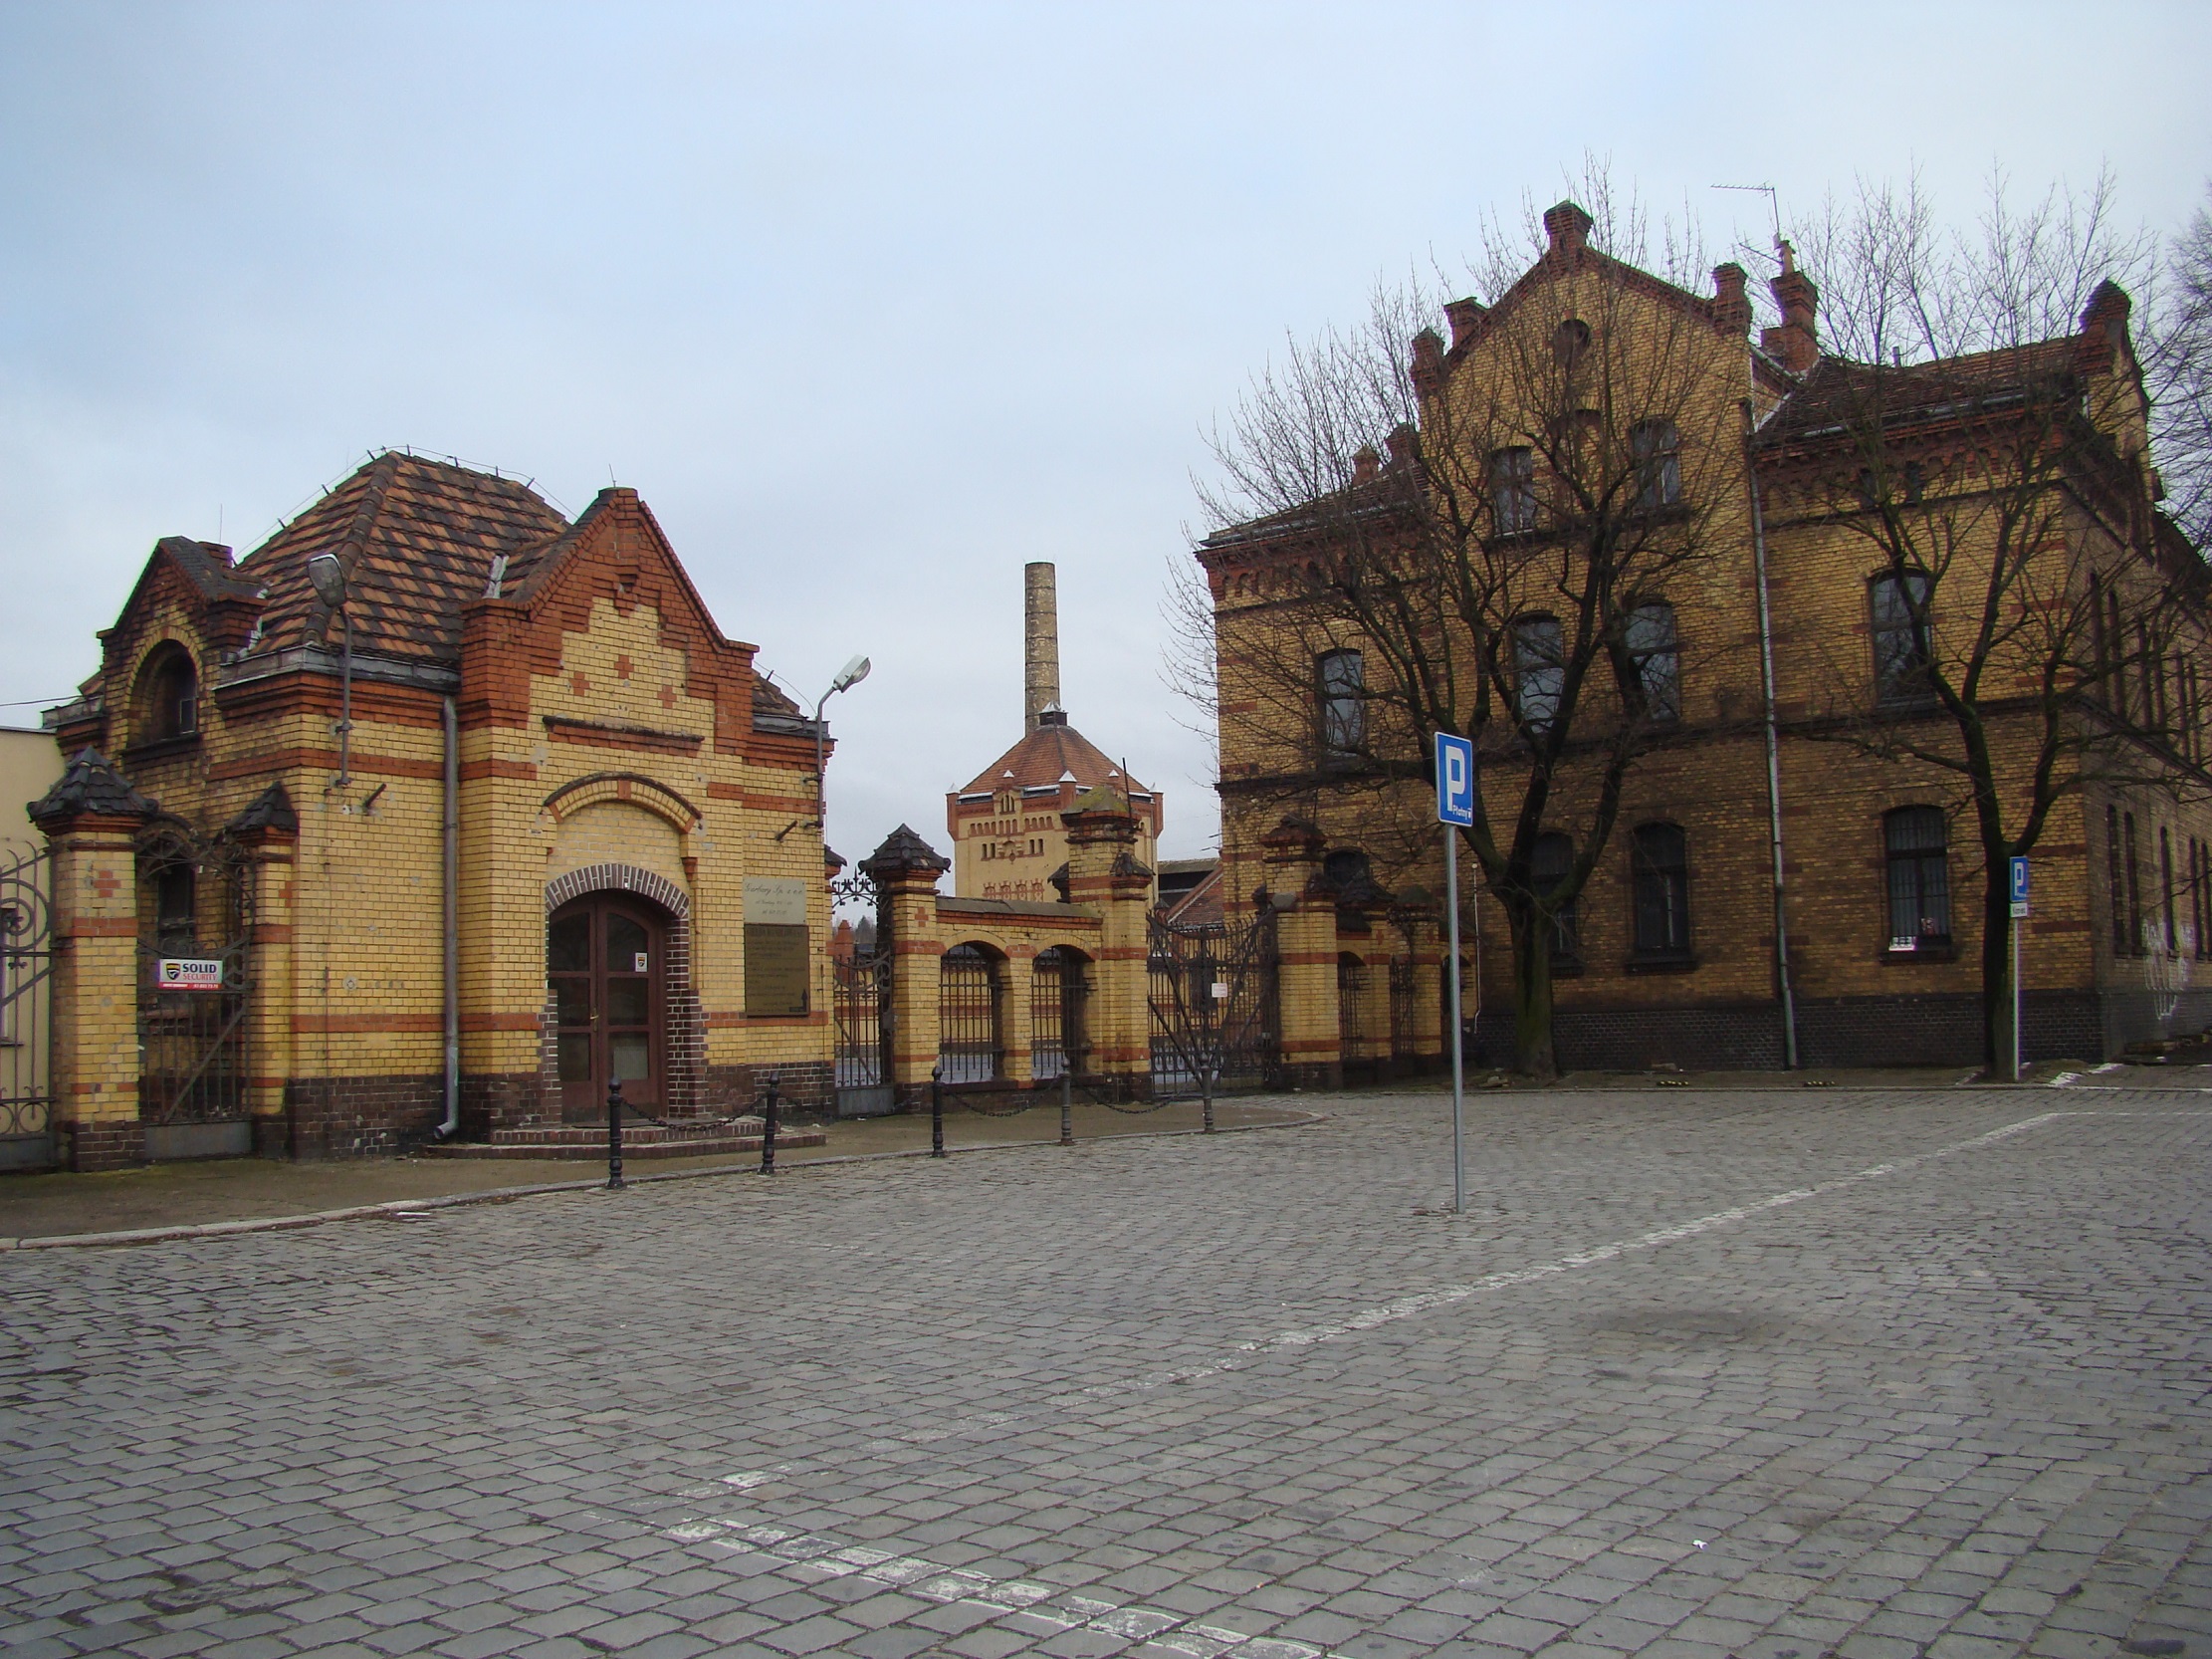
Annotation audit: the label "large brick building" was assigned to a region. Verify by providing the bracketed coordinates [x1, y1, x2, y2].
[34, 452, 835, 1167]
[1201, 204, 2211, 1074]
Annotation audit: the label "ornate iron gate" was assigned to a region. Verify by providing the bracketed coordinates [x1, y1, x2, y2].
[1149, 906, 1278, 1093]
[1030, 946, 1091, 1079]
[832, 944, 893, 1116]
[0, 845, 56, 1168]
[136, 833, 254, 1156]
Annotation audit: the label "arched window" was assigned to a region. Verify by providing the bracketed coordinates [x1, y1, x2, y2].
[1630, 823, 1690, 960]
[1626, 601, 1680, 722]
[1531, 831, 1579, 968]
[1871, 572, 1932, 705]
[1883, 807, 1951, 951]
[1553, 318, 1592, 369]
[1631, 419, 1680, 509]
[136, 644, 200, 745]
[1511, 615, 1564, 732]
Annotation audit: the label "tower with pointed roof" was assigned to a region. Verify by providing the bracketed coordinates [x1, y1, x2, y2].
[944, 563, 1163, 902]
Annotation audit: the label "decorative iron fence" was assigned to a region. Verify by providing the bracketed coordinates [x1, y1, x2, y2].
[1149, 907, 1278, 1093]
[0, 845, 55, 1166]
[1029, 946, 1090, 1080]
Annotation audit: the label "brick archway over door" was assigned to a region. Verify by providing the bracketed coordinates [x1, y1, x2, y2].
[543, 863, 706, 1116]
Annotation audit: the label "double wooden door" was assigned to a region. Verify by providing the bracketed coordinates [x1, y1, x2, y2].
[550, 895, 665, 1120]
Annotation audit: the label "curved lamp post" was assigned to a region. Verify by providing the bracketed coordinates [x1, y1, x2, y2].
[812, 653, 871, 832]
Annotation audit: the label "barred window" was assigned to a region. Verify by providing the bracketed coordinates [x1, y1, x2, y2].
[1630, 822, 1690, 959]
[1532, 830, 1580, 967]
[1511, 615, 1564, 733]
[1318, 649, 1364, 759]
[1631, 419, 1680, 509]
[1883, 806, 1951, 950]
[1626, 601, 1680, 721]
[2108, 804, 2129, 956]
[1871, 571, 1932, 705]
[2161, 826, 2178, 956]
[1491, 447, 1537, 534]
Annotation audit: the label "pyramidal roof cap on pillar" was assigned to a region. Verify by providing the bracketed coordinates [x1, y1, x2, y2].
[227, 782, 300, 836]
[28, 749, 159, 827]
[861, 823, 951, 876]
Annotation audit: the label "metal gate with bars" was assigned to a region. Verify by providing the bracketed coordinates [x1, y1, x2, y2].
[832, 944, 893, 1117]
[0, 845, 55, 1168]
[135, 833, 255, 1157]
[1148, 907, 1278, 1093]
[1029, 946, 1091, 1079]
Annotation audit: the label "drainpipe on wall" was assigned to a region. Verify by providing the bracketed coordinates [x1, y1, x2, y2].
[1743, 400, 1799, 1068]
[435, 693, 461, 1138]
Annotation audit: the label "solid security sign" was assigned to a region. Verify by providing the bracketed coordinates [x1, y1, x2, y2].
[1435, 732, 1474, 828]
[2009, 855, 2030, 918]
[158, 958, 223, 991]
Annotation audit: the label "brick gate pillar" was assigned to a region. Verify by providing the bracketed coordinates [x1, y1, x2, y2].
[1062, 789, 1153, 1089]
[226, 785, 299, 1157]
[1261, 817, 1340, 1090]
[30, 752, 158, 1172]
[861, 826, 949, 1106]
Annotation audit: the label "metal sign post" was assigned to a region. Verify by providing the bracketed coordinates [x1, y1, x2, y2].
[1435, 732, 1475, 1213]
[2009, 855, 2030, 1082]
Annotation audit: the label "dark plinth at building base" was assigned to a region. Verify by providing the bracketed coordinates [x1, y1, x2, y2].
[63, 1119, 146, 1172]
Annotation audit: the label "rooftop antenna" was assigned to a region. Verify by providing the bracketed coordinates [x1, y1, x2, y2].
[1711, 182, 1784, 262]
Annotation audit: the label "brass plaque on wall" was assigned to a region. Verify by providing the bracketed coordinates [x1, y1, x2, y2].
[745, 922, 809, 1016]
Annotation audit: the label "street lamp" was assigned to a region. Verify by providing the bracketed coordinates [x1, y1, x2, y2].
[306, 553, 353, 788]
[812, 654, 871, 832]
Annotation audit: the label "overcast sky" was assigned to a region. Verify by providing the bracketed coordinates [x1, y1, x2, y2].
[4, 1, 2208, 865]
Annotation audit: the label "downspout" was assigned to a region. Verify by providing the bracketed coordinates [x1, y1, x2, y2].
[1744, 399, 1799, 1068]
[435, 693, 460, 1138]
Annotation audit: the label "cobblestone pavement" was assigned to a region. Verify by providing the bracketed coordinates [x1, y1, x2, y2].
[3, 1082, 2209, 1659]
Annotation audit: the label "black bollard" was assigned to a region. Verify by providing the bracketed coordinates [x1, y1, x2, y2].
[931, 1065, 946, 1158]
[1202, 1064, 1217, 1134]
[758, 1069, 780, 1176]
[1059, 1066, 1073, 1146]
[605, 1077, 626, 1190]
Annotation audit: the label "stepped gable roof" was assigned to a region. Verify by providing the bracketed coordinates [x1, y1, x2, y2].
[1755, 340, 2081, 452]
[959, 718, 1146, 797]
[234, 451, 572, 663]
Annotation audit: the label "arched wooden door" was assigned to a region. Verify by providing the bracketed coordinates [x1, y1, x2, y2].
[549, 895, 667, 1121]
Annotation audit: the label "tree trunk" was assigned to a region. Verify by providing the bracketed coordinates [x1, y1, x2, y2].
[1980, 854, 2015, 1077]
[1507, 900, 1558, 1080]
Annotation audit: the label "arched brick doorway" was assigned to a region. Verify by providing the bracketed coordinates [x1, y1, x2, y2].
[543, 863, 703, 1120]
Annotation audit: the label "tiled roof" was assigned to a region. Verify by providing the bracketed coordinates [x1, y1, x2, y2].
[233, 452, 572, 662]
[959, 719, 1147, 796]
[1756, 341, 2080, 450]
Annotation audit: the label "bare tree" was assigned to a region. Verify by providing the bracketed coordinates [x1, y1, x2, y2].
[1190, 174, 1754, 1077]
[2144, 183, 2212, 549]
[1787, 171, 2204, 1071]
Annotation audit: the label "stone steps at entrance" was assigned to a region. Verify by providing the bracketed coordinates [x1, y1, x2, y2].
[421, 1116, 828, 1161]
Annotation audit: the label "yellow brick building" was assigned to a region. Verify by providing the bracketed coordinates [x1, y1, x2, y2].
[1202, 203, 2212, 1075]
[35, 452, 836, 1167]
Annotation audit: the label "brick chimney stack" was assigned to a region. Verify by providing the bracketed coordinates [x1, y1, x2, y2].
[1761, 240, 1820, 373]
[1711, 263, 1751, 336]
[1023, 561, 1060, 731]
[1544, 200, 1594, 256]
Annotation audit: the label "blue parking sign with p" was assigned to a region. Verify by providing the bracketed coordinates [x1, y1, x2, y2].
[1435, 732, 1474, 828]
[2009, 854, 2030, 917]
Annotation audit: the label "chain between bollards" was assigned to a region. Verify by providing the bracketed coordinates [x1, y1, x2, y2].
[930, 1065, 946, 1157]
[604, 1077, 625, 1190]
[1059, 1067, 1073, 1146]
[758, 1069, 780, 1176]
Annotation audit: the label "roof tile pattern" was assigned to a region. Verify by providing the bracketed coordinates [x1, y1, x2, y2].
[961, 720, 1146, 796]
[235, 452, 572, 662]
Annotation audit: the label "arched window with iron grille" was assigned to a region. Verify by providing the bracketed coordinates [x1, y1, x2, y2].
[939, 945, 1003, 1083]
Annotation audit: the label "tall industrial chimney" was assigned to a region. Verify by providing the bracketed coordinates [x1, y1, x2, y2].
[1023, 562, 1060, 730]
